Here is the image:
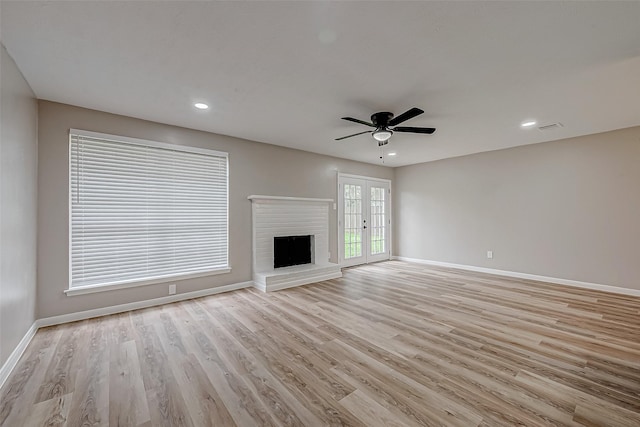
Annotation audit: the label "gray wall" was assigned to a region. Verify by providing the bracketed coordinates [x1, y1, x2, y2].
[37, 101, 393, 318]
[394, 126, 640, 290]
[0, 44, 38, 366]
[15, 78, 640, 327]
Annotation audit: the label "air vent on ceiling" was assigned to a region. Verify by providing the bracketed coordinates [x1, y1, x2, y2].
[538, 122, 563, 131]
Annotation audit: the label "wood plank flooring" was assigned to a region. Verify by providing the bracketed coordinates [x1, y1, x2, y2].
[2, 260, 640, 426]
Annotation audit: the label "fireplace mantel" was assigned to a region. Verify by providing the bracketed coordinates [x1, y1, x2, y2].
[249, 195, 342, 291]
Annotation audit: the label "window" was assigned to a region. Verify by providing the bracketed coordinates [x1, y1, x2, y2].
[69, 129, 228, 292]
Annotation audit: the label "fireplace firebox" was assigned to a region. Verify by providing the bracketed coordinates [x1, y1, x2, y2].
[274, 235, 312, 268]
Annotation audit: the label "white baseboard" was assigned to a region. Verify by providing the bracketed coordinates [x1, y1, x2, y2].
[392, 256, 640, 297]
[37, 281, 254, 328]
[0, 321, 38, 390]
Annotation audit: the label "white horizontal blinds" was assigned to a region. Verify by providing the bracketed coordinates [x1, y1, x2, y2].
[70, 131, 228, 288]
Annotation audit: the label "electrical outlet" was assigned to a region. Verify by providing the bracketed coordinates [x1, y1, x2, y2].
[487, 250, 493, 259]
[169, 284, 176, 295]
[333, 203, 337, 210]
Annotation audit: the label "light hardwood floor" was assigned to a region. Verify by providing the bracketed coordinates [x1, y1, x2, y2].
[1, 261, 640, 426]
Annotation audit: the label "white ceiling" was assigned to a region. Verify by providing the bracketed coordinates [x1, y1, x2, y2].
[2, 1, 639, 166]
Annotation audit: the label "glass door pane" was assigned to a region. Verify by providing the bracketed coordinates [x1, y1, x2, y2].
[344, 183, 363, 259]
[370, 186, 386, 255]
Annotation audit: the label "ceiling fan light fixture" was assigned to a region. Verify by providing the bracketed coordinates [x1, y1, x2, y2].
[373, 129, 392, 142]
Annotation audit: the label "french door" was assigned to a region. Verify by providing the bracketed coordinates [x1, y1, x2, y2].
[338, 174, 391, 267]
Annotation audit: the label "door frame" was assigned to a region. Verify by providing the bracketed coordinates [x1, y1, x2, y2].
[337, 173, 392, 267]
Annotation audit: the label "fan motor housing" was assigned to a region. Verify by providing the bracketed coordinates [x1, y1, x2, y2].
[371, 112, 393, 126]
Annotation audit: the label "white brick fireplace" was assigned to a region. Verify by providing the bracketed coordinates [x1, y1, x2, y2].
[248, 195, 342, 291]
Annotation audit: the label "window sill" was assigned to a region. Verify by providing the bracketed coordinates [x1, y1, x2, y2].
[64, 267, 232, 296]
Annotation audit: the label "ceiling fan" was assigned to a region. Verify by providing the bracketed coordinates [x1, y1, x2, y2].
[336, 107, 436, 146]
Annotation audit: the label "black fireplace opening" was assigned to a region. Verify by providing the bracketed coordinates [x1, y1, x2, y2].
[274, 235, 312, 268]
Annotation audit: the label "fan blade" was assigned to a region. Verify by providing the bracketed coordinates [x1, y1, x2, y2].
[335, 130, 372, 141]
[388, 108, 424, 126]
[341, 117, 376, 127]
[393, 126, 436, 134]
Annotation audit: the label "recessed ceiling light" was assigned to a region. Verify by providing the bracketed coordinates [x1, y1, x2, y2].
[521, 120, 537, 128]
[194, 103, 209, 110]
[388, 152, 397, 156]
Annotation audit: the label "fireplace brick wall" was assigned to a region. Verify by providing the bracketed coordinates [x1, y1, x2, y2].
[250, 197, 331, 273]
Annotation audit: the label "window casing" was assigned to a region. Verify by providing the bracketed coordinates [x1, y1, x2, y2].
[69, 129, 229, 291]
